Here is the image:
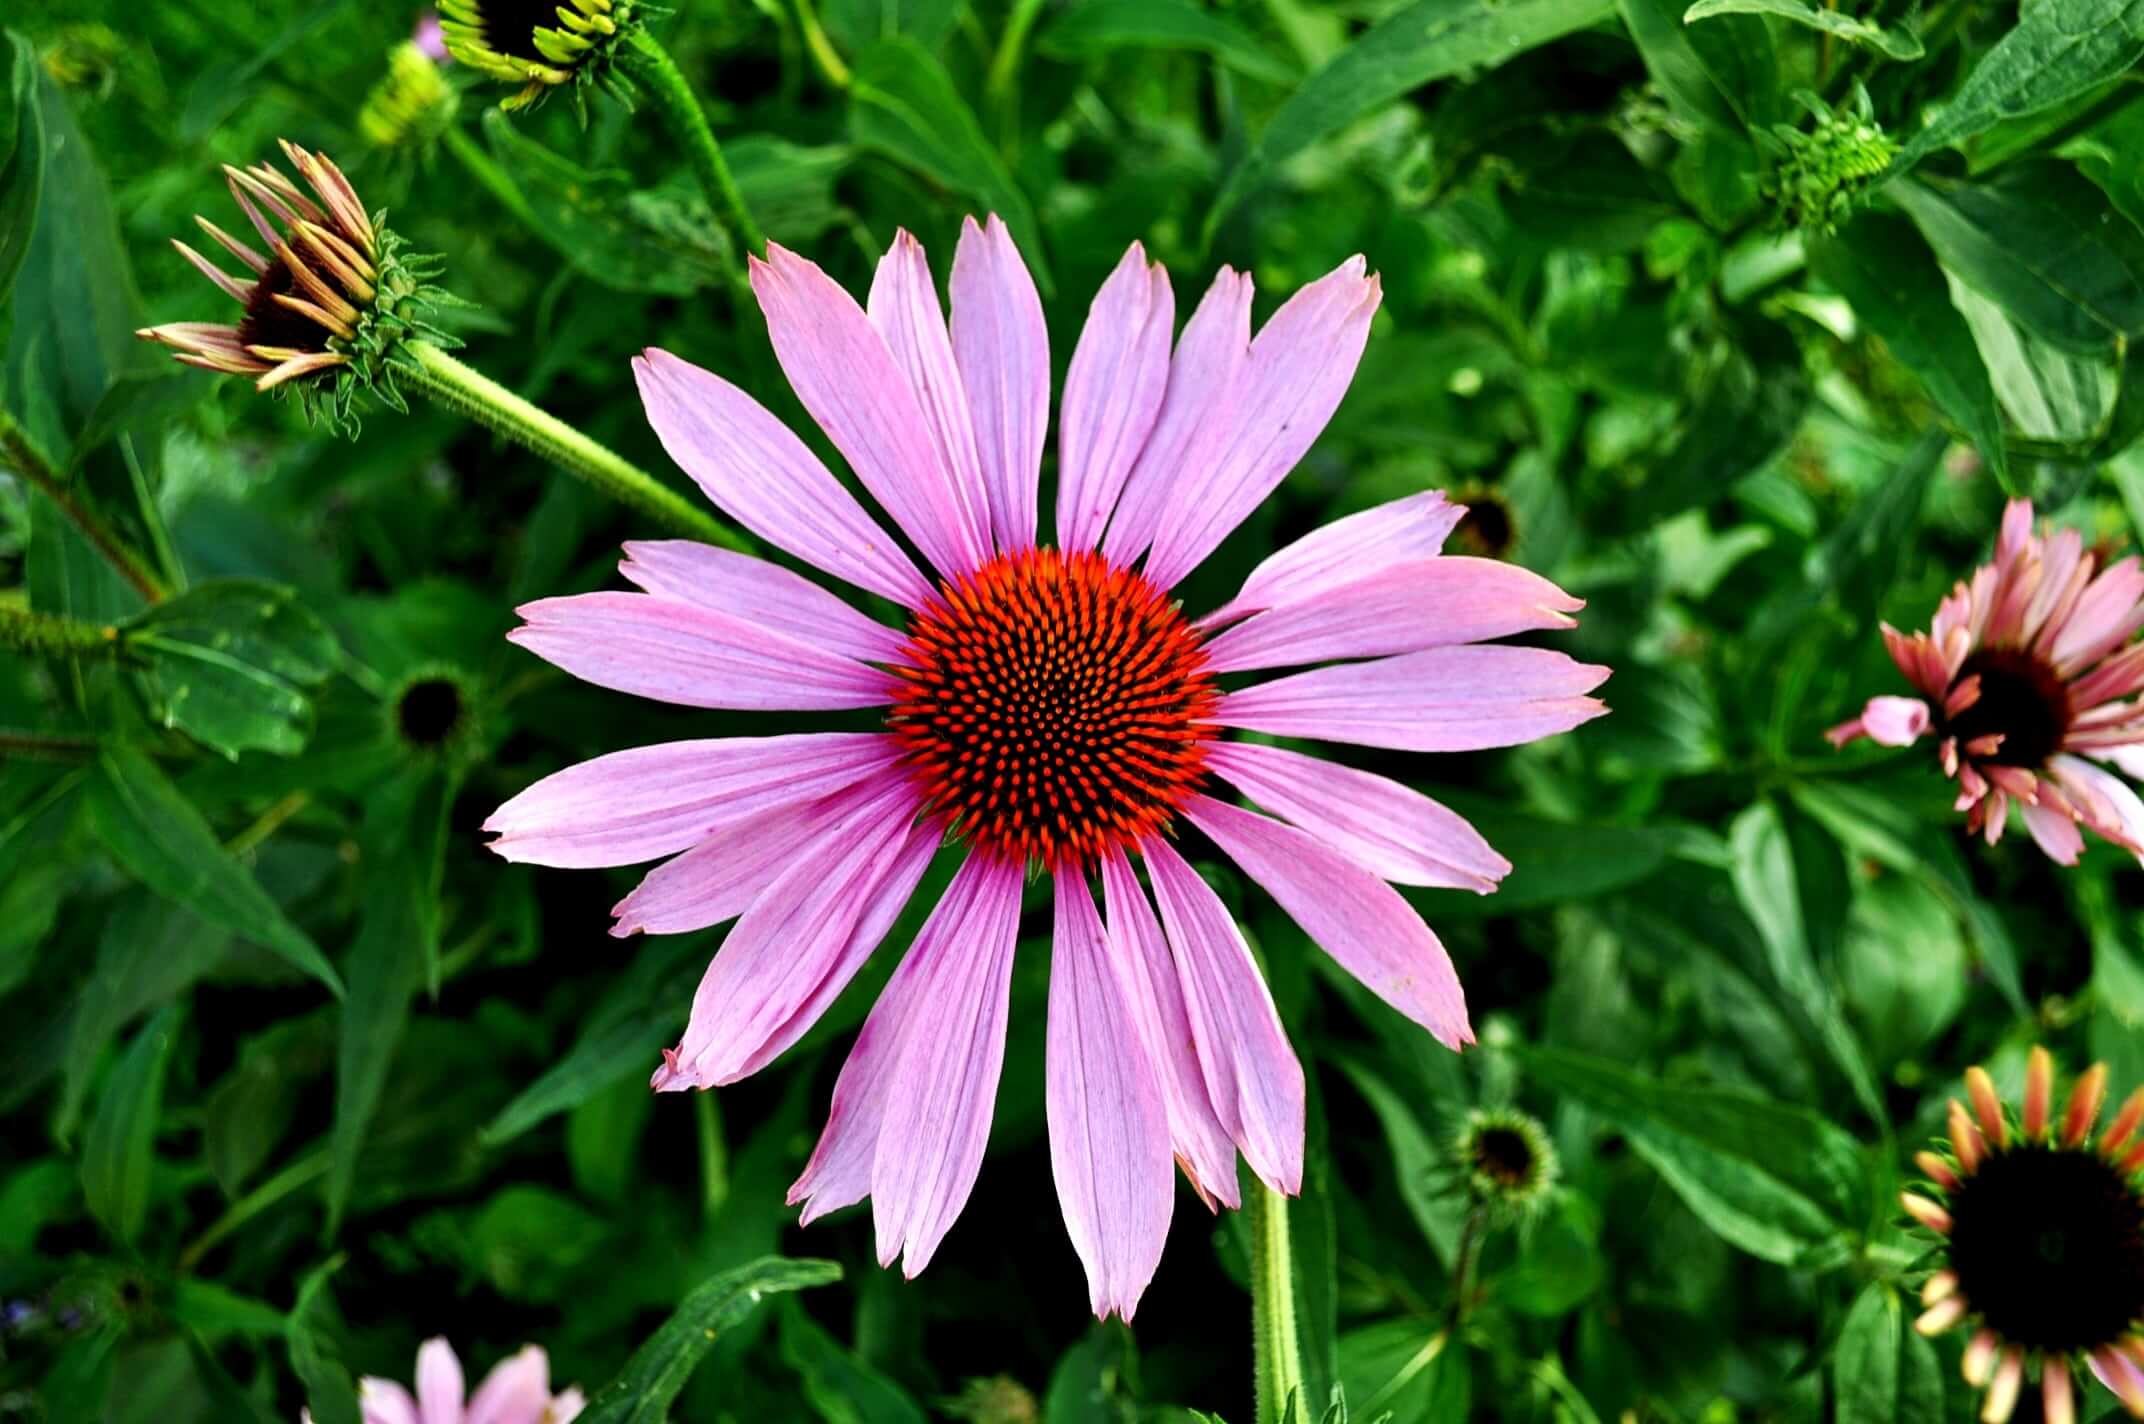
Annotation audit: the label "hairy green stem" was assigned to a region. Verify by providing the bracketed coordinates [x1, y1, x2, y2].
[400, 340, 745, 549]
[622, 27, 765, 261]
[1249, 1182, 1306, 1424]
[0, 409, 168, 604]
[0, 604, 119, 659]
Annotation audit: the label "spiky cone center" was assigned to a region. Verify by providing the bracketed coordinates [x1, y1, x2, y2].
[438, 0, 628, 108]
[1908, 1054, 2144, 1421]
[889, 547, 1218, 870]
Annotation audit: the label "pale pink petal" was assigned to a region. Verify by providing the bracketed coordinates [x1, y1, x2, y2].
[1202, 557, 1583, 673]
[633, 349, 931, 609]
[872, 853, 1026, 1275]
[619, 542, 907, 665]
[1056, 244, 1173, 552]
[868, 230, 993, 559]
[1215, 646, 1611, 752]
[753, 244, 990, 579]
[1200, 491, 1465, 628]
[1144, 257, 1382, 589]
[2051, 556, 2144, 672]
[1206, 741, 1509, 892]
[548, 1389, 584, 1424]
[1186, 795, 1472, 1049]
[1047, 866, 1172, 1321]
[2100, 744, 2144, 780]
[2048, 754, 2144, 856]
[359, 1379, 421, 1424]
[484, 733, 898, 868]
[1858, 695, 1933, 747]
[1097, 848, 1240, 1210]
[950, 215, 1049, 552]
[2021, 799, 2086, 865]
[509, 592, 896, 711]
[466, 1347, 549, 1424]
[1141, 835, 1305, 1194]
[415, 1339, 464, 1424]
[653, 781, 924, 1089]
[610, 774, 911, 936]
[1103, 268, 1253, 566]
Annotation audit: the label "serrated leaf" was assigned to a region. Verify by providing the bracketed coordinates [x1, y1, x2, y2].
[1684, 0, 1921, 58]
[85, 746, 341, 995]
[575, 1257, 842, 1424]
[80, 1002, 180, 1245]
[121, 580, 338, 759]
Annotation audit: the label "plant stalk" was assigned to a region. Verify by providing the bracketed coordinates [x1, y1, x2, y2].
[399, 340, 744, 549]
[1249, 1181, 1307, 1424]
[0, 604, 119, 659]
[793, 0, 851, 89]
[622, 27, 765, 261]
[1447, 1203, 1486, 1333]
[0, 409, 168, 604]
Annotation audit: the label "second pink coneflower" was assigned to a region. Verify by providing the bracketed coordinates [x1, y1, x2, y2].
[484, 218, 1609, 1318]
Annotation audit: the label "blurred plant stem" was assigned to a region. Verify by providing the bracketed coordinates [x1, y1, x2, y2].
[1, 408, 169, 604]
[0, 729, 99, 762]
[439, 123, 544, 233]
[696, 1090, 730, 1222]
[0, 604, 117, 659]
[400, 340, 746, 549]
[176, 1145, 331, 1273]
[792, 0, 850, 90]
[1247, 1181, 1306, 1424]
[1447, 1203, 1486, 1331]
[986, 0, 1046, 104]
[620, 27, 765, 264]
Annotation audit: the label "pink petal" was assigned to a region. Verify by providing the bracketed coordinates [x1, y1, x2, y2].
[549, 1389, 585, 1424]
[868, 230, 993, 560]
[1202, 557, 1583, 673]
[2048, 754, 2144, 857]
[950, 215, 1049, 552]
[1056, 243, 1173, 552]
[484, 732, 897, 869]
[1858, 695, 1932, 748]
[654, 781, 925, 1089]
[1144, 257, 1382, 589]
[1141, 835, 1305, 1194]
[619, 542, 907, 665]
[2021, 799, 2086, 865]
[871, 853, 1026, 1275]
[1201, 490, 1464, 628]
[1187, 795, 1472, 1048]
[753, 243, 990, 579]
[1047, 866, 1173, 1321]
[610, 774, 911, 937]
[1103, 267, 1253, 566]
[1097, 848, 1240, 1210]
[466, 1346, 550, 1424]
[2051, 556, 2144, 672]
[415, 1339, 464, 1424]
[1215, 646, 1611, 752]
[633, 349, 931, 609]
[359, 1380, 421, 1424]
[1206, 741, 1509, 892]
[788, 848, 1006, 1223]
[509, 592, 896, 711]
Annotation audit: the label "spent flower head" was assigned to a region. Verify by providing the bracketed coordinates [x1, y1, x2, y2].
[136, 141, 461, 436]
[1455, 1106, 1558, 1217]
[438, 0, 634, 111]
[1760, 88, 1895, 235]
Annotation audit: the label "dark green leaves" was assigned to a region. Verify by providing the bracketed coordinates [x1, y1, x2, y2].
[1833, 1284, 1944, 1424]
[85, 747, 340, 995]
[1684, 0, 1922, 60]
[121, 580, 339, 760]
[576, 1258, 843, 1424]
[0, 30, 44, 301]
[1039, 0, 1297, 84]
[80, 1003, 181, 1245]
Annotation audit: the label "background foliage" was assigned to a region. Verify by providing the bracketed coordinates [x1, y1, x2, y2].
[4, 0, 2144, 1418]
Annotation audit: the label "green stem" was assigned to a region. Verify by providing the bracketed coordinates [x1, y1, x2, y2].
[793, 0, 851, 90]
[986, 0, 1047, 104]
[622, 27, 765, 261]
[1447, 1204, 1486, 1333]
[0, 604, 119, 659]
[0, 729, 99, 762]
[695, 1090, 730, 1223]
[1249, 1182, 1306, 1424]
[0, 409, 168, 604]
[176, 1146, 331, 1273]
[441, 122, 544, 232]
[400, 340, 745, 549]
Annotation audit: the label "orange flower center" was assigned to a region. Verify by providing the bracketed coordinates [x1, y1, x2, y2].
[890, 548, 1218, 868]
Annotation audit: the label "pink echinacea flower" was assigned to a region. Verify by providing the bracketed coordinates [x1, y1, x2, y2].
[304, 1338, 583, 1424]
[484, 219, 1609, 1318]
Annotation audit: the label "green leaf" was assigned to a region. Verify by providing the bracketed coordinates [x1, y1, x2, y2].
[85, 747, 340, 995]
[1339, 1325, 1461, 1424]
[1811, 215, 2007, 489]
[820, 0, 961, 55]
[1833, 1283, 1944, 1424]
[1890, 0, 2144, 173]
[168, 1280, 288, 1339]
[1805, 429, 1944, 623]
[1520, 1045, 1869, 1267]
[0, 30, 45, 302]
[847, 40, 1050, 294]
[576, 1257, 843, 1424]
[778, 1298, 928, 1424]
[1216, 0, 1615, 218]
[1948, 277, 2121, 447]
[121, 580, 339, 760]
[286, 1259, 361, 1424]
[1683, 0, 1920, 58]
[60, 893, 226, 1144]
[1892, 163, 2144, 354]
[1039, 0, 1299, 84]
[1619, 0, 1775, 134]
[80, 1003, 181, 1245]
